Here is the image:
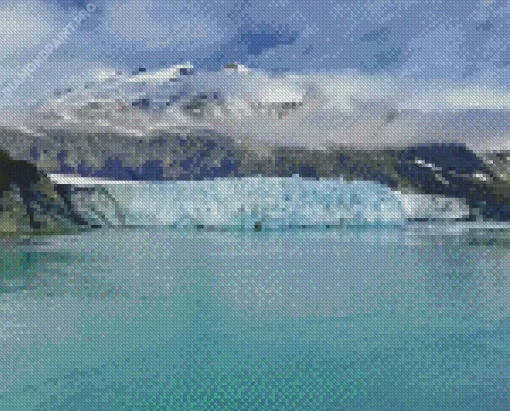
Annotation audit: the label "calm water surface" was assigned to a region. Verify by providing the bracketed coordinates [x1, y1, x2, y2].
[0, 225, 510, 409]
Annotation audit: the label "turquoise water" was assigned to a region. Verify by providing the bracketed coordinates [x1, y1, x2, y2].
[0, 224, 510, 409]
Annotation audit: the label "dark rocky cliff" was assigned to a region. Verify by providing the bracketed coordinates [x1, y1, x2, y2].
[0, 150, 101, 234]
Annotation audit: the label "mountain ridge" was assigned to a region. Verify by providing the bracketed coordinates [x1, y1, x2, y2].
[1, 126, 509, 220]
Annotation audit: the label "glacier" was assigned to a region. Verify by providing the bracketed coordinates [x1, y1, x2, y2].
[50, 175, 471, 229]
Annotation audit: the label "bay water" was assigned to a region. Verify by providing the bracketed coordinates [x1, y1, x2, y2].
[0, 224, 509, 409]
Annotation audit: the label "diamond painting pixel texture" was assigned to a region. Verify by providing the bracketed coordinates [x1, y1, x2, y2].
[1, 0, 510, 409]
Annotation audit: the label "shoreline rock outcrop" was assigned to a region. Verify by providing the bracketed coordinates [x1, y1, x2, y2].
[0, 150, 95, 234]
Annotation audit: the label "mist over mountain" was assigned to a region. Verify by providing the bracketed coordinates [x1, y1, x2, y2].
[2, 63, 508, 151]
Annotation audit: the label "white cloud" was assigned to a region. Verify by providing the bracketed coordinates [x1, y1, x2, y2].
[0, 1, 63, 58]
[0, 1, 104, 109]
[0, 59, 123, 111]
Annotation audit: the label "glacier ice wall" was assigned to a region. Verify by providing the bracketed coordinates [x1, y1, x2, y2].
[111, 176, 404, 228]
[51, 175, 471, 229]
[395, 192, 471, 221]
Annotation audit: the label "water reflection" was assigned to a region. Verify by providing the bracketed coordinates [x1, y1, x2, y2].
[0, 249, 119, 299]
